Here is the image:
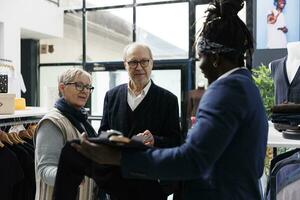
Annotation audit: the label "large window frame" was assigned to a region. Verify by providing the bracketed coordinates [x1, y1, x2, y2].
[38, 0, 253, 133]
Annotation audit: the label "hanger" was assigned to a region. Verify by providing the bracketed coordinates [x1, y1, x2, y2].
[0, 130, 13, 145]
[11, 131, 25, 144]
[27, 123, 37, 138]
[1, 125, 18, 144]
[18, 129, 32, 139]
[0, 58, 14, 71]
[7, 132, 20, 144]
[9, 124, 26, 143]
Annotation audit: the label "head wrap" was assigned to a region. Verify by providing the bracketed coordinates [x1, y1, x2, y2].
[197, 37, 237, 54]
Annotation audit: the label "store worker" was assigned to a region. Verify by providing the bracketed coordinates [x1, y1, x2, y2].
[52, 42, 182, 200]
[34, 68, 96, 200]
[54, 0, 269, 199]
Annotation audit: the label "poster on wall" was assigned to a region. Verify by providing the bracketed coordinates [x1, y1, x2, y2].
[256, 0, 300, 49]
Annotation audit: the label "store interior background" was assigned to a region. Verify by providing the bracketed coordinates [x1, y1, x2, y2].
[0, 0, 292, 133]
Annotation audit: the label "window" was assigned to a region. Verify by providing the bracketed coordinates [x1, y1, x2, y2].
[136, 3, 189, 59]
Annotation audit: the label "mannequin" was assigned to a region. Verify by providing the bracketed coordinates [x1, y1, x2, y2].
[269, 41, 300, 104]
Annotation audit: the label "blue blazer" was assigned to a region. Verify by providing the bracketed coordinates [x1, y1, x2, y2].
[121, 69, 269, 200]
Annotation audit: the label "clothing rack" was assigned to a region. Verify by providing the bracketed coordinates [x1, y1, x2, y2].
[0, 117, 41, 128]
[0, 58, 14, 70]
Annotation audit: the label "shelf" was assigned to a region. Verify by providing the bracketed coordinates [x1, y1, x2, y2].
[268, 122, 300, 148]
[0, 106, 48, 119]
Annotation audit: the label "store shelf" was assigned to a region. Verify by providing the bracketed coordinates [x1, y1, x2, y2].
[0, 106, 48, 119]
[268, 122, 300, 148]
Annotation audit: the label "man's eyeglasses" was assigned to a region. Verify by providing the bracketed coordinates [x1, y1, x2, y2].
[126, 59, 151, 69]
[65, 82, 94, 92]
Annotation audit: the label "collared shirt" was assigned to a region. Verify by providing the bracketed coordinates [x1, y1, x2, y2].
[217, 67, 248, 80]
[127, 80, 151, 111]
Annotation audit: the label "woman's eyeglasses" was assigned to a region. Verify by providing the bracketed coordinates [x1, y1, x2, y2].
[126, 59, 151, 69]
[65, 82, 94, 92]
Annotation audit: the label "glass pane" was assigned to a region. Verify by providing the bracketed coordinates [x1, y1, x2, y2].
[40, 12, 82, 63]
[91, 120, 101, 133]
[91, 69, 181, 116]
[86, 8, 133, 62]
[39, 66, 82, 108]
[60, 0, 82, 9]
[195, 61, 208, 89]
[195, 4, 210, 59]
[91, 70, 128, 116]
[137, 0, 177, 3]
[151, 70, 181, 116]
[86, 0, 133, 8]
[136, 3, 188, 59]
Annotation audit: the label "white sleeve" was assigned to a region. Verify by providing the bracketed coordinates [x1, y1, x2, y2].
[35, 120, 64, 186]
[18, 73, 26, 93]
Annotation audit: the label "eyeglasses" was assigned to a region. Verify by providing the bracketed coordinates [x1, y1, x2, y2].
[126, 59, 151, 68]
[65, 82, 94, 92]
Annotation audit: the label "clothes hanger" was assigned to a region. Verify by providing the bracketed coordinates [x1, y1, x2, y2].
[12, 132, 25, 144]
[2, 125, 18, 144]
[7, 132, 19, 144]
[0, 140, 4, 148]
[18, 124, 32, 139]
[0, 58, 14, 71]
[0, 129, 13, 145]
[18, 129, 32, 139]
[27, 123, 37, 138]
[9, 124, 26, 143]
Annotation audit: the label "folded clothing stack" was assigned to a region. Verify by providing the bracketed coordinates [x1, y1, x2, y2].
[271, 104, 300, 139]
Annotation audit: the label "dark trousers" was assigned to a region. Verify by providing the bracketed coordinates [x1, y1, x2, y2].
[53, 141, 167, 200]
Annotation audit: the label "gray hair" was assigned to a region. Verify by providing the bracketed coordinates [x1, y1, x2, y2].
[123, 42, 153, 61]
[58, 68, 92, 97]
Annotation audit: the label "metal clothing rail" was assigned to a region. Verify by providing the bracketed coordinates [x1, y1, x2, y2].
[0, 116, 42, 128]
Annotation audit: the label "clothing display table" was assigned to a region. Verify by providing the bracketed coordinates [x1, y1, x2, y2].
[268, 122, 300, 148]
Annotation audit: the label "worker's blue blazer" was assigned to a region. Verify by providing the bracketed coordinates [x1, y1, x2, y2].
[121, 68, 268, 200]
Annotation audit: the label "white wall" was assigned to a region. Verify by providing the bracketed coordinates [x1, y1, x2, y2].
[0, 0, 63, 72]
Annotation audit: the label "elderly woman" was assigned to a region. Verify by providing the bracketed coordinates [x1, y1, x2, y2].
[34, 68, 96, 200]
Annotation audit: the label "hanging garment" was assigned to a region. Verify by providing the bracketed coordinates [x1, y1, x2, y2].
[0, 146, 24, 200]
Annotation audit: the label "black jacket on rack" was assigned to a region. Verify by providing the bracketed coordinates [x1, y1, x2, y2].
[0, 146, 24, 200]
[5, 143, 35, 200]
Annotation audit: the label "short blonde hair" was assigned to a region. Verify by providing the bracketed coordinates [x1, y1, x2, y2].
[58, 68, 92, 97]
[123, 42, 153, 61]
[58, 68, 91, 84]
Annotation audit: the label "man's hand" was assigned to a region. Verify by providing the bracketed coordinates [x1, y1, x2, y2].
[137, 130, 154, 147]
[72, 133, 121, 165]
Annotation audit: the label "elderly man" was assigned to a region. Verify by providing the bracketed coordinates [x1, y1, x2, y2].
[100, 42, 181, 147]
[53, 42, 181, 200]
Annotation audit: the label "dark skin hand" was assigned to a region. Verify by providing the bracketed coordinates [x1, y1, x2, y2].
[72, 133, 121, 166]
[278, 27, 288, 33]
